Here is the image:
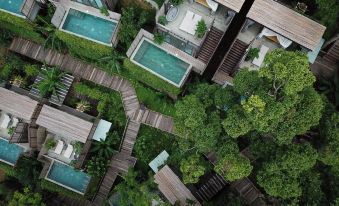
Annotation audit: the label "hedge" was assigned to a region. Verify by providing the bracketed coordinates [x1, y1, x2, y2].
[55, 31, 112, 61]
[0, 162, 16, 177]
[40, 179, 84, 200]
[123, 59, 181, 96]
[0, 11, 44, 43]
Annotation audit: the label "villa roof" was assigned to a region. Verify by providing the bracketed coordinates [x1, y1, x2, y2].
[0, 87, 38, 121]
[247, 0, 326, 51]
[154, 165, 201, 206]
[215, 0, 245, 13]
[36, 105, 93, 143]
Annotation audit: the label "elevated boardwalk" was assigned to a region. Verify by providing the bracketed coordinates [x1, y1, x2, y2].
[9, 38, 176, 205]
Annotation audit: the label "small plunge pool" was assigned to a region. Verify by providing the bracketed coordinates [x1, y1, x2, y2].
[0, 138, 24, 166]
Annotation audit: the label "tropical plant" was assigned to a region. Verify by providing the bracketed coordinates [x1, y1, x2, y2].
[7, 127, 15, 136]
[317, 73, 339, 109]
[11, 75, 24, 87]
[171, 0, 183, 6]
[76, 100, 91, 112]
[8, 188, 45, 206]
[196, 20, 207, 38]
[90, 133, 118, 159]
[24, 64, 39, 78]
[34, 67, 65, 99]
[99, 50, 125, 74]
[44, 138, 56, 150]
[153, 32, 165, 45]
[35, 16, 64, 51]
[15, 156, 42, 188]
[245, 47, 260, 61]
[86, 156, 108, 177]
[100, 7, 109, 16]
[73, 142, 83, 155]
[158, 15, 168, 25]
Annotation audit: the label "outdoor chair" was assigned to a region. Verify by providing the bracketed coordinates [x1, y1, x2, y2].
[54, 140, 64, 155]
[0, 113, 11, 129]
[63, 144, 74, 159]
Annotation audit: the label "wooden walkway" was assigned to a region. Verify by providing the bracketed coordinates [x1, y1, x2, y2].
[9, 38, 176, 205]
[9, 38, 175, 132]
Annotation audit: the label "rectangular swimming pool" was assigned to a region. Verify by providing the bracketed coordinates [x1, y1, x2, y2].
[131, 38, 191, 87]
[46, 161, 91, 194]
[62, 8, 117, 45]
[0, 0, 24, 16]
[0, 138, 24, 166]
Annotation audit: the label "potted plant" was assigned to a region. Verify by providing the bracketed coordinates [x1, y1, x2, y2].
[44, 138, 56, 150]
[100, 7, 109, 16]
[196, 20, 207, 38]
[34, 67, 65, 99]
[171, 0, 183, 6]
[76, 100, 91, 112]
[153, 33, 165, 45]
[73, 141, 83, 155]
[7, 127, 15, 136]
[245, 47, 260, 61]
[295, 2, 307, 14]
[158, 16, 168, 26]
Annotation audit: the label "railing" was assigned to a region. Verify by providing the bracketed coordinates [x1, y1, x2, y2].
[118, 117, 130, 152]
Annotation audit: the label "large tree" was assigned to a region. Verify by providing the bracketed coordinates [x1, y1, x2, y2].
[180, 154, 206, 184]
[222, 49, 324, 144]
[256, 143, 318, 199]
[8, 188, 45, 206]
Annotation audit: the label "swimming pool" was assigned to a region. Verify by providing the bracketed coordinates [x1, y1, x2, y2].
[0, 138, 24, 166]
[61, 8, 117, 45]
[131, 38, 191, 87]
[46, 161, 91, 194]
[0, 0, 24, 16]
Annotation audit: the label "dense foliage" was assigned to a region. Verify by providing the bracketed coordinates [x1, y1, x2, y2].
[180, 154, 206, 184]
[8, 188, 45, 206]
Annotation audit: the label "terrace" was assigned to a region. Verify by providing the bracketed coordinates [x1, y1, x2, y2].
[212, 0, 326, 85]
[36, 105, 94, 164]
[50, 0, 121, 46]
[156, 0, 244, 56]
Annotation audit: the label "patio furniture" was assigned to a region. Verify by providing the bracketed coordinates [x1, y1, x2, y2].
[259, 27, 292, 48]
[179, 10, 202, 35]
[63, 144, 74, 158]
[54, 140, 64, 155]
[0, 113, 10, 129]
[166, 6, 179, 22]
[252, 45, 269, 67]
[225, 10, 236, 25]
[11, 117, 19, 128]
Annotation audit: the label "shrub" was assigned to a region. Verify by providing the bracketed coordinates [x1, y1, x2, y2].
[135, 125, 178, 165]
[0, 162, 16, 177]
[196, 20, 207, 38]
[40, 179, 84, 199]
[314, 0, 339, 39]
[171, 0, 183, 5]
[86, 156, 108, 177]
[100, 7, 109, 16]
[245, 47, 260, 61]
[123, 59, 181, 96]
[153, 33, 165, 45]
[24, 64, 39, 77]
[0, 11, 44, 43]
[44, 138, 56, 150]
[158, 15, 168, 25]
[0, 64, 13, 81]
[55, 31, 111, 60]
[73, 142, 83, 155]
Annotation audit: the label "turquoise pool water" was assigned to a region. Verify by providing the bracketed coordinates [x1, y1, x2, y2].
[0, 0, 24, 15]
[47, 161, 90, 193]
[132, 40, 190, 86]
[62, 8, 116, 44]
[0, 138, 23, 165]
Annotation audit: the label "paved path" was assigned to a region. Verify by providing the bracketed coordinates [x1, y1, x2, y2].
[9, 38, 176, 205]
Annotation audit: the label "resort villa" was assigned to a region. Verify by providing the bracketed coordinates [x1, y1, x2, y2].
[126, 0, 246, 87]
[211, 0, 326, 85]
[0, 87, 38, 166]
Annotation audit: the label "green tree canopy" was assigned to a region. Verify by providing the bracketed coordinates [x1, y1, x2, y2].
[180, 154, 206, 184]
[8, 188, 45, 206]
[256, 143, 318, 199]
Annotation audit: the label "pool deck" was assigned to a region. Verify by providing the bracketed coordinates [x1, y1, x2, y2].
[127, 29, 207, 75]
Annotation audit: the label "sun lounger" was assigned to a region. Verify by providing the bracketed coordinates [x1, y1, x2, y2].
[252, 45, 269, 67]
[54, 140, 64, 155]
[179, 10, 202, 35]
[11, 117, 19, 128]
[0, 113, 11, 129]
[63, 144, 74, 158]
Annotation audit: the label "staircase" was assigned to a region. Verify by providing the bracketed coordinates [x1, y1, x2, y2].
[195, 173, 228, 202]
[197, 26, 224, 64]
[49, 73, 74, 106]
[217, 39, 248, 75]
[120, 120, 140, 155]
[323, 41, 339, 63]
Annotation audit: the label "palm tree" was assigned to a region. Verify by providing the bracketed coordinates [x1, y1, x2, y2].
[99, 50, 125, 74]
[34, 67, 65, 99]
[90, 133, 118, 159]
[35, 16, 64, 52]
